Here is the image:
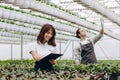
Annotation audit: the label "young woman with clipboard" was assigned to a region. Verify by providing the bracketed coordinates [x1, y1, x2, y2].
[29, 24, 57, 71]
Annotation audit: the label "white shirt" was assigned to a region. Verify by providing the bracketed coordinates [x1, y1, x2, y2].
[28, 42, 57, 57]
[80, 39, 90, 45]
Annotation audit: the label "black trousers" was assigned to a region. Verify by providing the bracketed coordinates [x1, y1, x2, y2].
[34, 60, 54, 71]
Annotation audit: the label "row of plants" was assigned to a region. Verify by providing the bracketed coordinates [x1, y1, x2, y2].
[0, 60, 120, 80]
[36, 0, 99, 26]
[0, 6, 78, 36]
[0, 28, 36, 41]
[6, 0, 118, 41]
[0, 18, 40, 30]
[0, 18, 75, 39]
[0, 38, 33, 44]
[5, 0, 100, 31]
[0, 5, 98, 37]
[0, 5, 54, 21]
[11, 0, 120, 40]
[36, 0, 100, 26]
[36, 0, 78, 17]
[0, 2, 107, 39]
[0, 5, 79, 29]
[97, 1, 119, 16]
[0, 18, 96, 38]
[0, 22, 38, 36]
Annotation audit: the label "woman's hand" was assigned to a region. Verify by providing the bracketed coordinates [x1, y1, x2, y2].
[33, 55, 41, 61]
[31, 51, 42, 61]
[100, 25, 104, 34]
[100, 18, 104, 34]
[49, 59, 56, 65]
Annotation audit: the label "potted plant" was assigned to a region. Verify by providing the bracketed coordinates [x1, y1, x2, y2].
[5, 0, 15, 4]
[6, 24, 13, 31]
[26, 15, 31, 23]
[9, 11, 16, 20]
[20, 14, 27, 22]
[20, 0, 31, 9]
[110, 73, 120, 80]
[3, 10, 10, 19]
[14, 12, 22, 21]
[0, 8, 3, 18]
[14, 0, 24, 6]
[1, 23, 7, 29]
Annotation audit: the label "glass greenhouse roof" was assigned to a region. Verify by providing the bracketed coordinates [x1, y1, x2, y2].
[50, 0, 120, 35]
[0, 0, 120, 44]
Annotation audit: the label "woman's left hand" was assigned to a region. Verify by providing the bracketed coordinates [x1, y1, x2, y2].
[100, 18, 104, 34]
[49, 59, 56, 65]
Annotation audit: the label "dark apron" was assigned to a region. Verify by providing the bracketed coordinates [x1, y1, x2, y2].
[80, 40, 97, 64]
[34, 60, 54, 71]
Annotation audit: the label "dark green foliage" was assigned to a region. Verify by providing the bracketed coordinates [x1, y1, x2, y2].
[0, 60, 120, 79]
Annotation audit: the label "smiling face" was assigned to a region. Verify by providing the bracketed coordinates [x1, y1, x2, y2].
[37, 24, 56, 46]
[44, 29, 53, 42]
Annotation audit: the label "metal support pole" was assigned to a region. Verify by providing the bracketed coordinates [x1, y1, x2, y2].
[59, 40, 61, 54]
[11, 44, 13, 60]
[119, 39, 120, 58]
[72, 41, 74, 60]
[119, 0, 120, 59]
[21, 34, 23, 60]
[62, 40, 71, 54]
[59, 40, 62, 60]
[119, 28, 120, 59]
[97, 42, 110, 60]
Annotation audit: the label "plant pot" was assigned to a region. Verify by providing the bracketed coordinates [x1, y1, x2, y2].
[5, 0, 15, 4]
[3, 10, 10, 19]
[26, 15, 31, 23]
[14, 0, 24, 6]
[34, 18, 40, 25]
[0, 22, 3, 29]
[9, 11, 16, 20]
[2, 23, 7, 29]
[6, 24, 12, 31]
[27, 28, 31, 34]
[0, 9, 3, 18]
[36, 18, 45, 25]
[24, 28, 29, 34]
[7, 33, 12, 37]
[29, 16, 35, 24]
[11, 25, 17, 31]
[15, 27, 20, 32]
[110, 73, 120, 80]
[21, 27, 25, 33]
[15, 12, 22, 21]
[30, 29, 34, 35]
[17, 26, 22, 32]
[21, 14, 27, 22]
[20, 0, 31, 9]
[30, 16, 35, 24]
[30, 0, 37, 9]
[15, 26, 20, 32]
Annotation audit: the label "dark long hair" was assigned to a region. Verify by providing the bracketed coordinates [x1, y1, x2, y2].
[76, 28, 81, 38]
[37, 24, 56, 46]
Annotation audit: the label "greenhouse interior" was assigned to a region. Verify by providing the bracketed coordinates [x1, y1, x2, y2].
[0, 0, 120, 80]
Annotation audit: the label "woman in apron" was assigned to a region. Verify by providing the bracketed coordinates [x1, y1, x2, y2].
[75, 25, 104, 64]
